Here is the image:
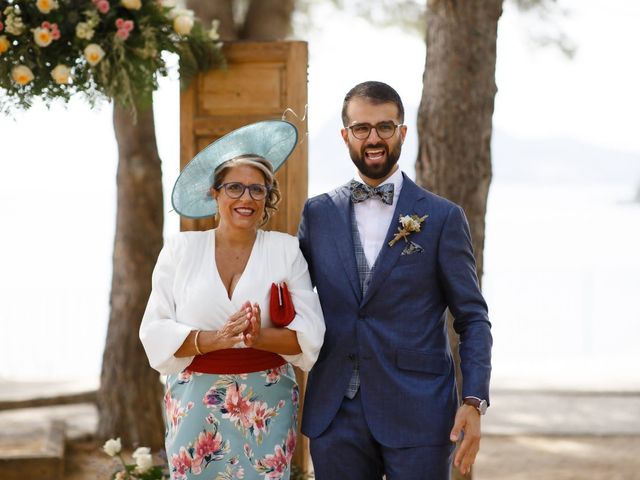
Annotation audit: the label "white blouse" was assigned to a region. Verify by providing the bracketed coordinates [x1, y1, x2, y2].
[140, 229, 325, 375]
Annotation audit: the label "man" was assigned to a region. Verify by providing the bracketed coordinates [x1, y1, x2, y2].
[298, 81, 492, 479]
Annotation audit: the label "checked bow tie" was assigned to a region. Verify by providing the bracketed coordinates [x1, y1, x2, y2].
[350, 180, 395, 205]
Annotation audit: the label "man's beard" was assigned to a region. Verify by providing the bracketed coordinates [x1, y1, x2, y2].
[348, 141, 402, 180]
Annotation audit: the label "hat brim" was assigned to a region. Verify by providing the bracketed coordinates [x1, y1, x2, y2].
[171, 120, 298, 219]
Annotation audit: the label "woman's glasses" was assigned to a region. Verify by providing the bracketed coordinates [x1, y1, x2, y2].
[215, 182, 270, 200]
[346, 121, 403, 140]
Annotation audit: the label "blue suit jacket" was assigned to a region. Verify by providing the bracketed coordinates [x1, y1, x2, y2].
[298, 174, 492, 448]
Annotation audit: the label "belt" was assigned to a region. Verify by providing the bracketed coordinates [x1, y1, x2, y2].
[187, 348, 286, 374]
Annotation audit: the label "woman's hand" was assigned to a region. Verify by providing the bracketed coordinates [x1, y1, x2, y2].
[213, 302, 252, 349]
[243, 302, 262, 348]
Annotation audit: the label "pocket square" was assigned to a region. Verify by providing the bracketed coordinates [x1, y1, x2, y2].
[401, 241, 424, 256]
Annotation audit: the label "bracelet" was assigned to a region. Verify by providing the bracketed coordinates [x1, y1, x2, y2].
[194, 330, 203, 356]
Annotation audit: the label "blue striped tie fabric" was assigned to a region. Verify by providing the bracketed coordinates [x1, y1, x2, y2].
[344, 205, 375, 399]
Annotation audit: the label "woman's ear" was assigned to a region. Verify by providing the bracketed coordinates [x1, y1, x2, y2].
[210, 186, 218, 199]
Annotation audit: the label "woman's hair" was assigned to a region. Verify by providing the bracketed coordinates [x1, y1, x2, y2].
[213, 154, 282, 226]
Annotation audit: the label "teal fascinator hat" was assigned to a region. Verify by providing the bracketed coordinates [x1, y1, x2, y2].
[171, 120, 298, 219]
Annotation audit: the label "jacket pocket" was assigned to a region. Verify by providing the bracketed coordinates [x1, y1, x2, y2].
[396, 348, 449, 375]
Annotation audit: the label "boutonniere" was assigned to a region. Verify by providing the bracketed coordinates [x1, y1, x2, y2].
[388, 214, 429, 247]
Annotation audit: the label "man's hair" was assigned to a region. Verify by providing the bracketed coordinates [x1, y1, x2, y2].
[341, 81, 405, 126]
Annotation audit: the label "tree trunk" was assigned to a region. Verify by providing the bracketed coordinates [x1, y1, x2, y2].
[241, 0, 294, 40]
[416, 0, 503, 478]
[96, 104, 165, 449]
[186, 0, 237, 40]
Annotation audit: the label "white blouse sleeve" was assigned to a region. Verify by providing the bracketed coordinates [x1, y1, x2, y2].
[139, 235, 195, 375]
[278, 236, 326, 371]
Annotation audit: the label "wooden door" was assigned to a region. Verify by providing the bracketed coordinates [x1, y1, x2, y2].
[179, 41, 310, 473]
[180, 41, 308, 235]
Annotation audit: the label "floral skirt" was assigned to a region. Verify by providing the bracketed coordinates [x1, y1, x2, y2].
[164, 364, 299, 480]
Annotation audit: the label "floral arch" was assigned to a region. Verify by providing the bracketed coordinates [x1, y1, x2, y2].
[0, 0, 224, 114]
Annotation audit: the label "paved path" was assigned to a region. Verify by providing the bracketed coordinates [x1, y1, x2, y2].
[2, 382, 640, 479]
[1, 379, 640, 438]
[484, 390, 640, 436]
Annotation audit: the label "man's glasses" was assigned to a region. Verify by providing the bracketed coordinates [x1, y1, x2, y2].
[346, 121, 403, 140]
[215, 182, 270, 200]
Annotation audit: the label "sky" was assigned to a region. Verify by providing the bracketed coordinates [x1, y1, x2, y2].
[0, 0, 639, 385]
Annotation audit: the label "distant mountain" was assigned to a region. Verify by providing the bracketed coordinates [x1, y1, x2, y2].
[308, 109, 640, 195]
[492, 132, 640, 186]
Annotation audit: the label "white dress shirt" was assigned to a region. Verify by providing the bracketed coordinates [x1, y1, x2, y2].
[353, 168, 404, 268]
[139, 229, 326, 375]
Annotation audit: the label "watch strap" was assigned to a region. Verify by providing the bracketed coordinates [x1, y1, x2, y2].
[463, 396, 487, 415]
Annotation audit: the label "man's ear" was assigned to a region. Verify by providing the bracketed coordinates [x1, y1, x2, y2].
[399, 124, 408, 144]
[340, 128, 349, 145]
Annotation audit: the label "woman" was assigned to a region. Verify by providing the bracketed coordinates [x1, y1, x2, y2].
[140, 121, 325, 480]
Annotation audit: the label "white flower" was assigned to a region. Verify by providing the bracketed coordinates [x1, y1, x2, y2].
[84, 9, 100, 27]
[0, 36, 10, 55]
[4, 8, 25, 36]
[133, 447, 153, 474]
[36, 0, 59, 14]
[84, 43, 105, 66]
[33, 26, 53, 47]
[11, 65, 34, 86]
[388, 213, 428, 247]
[114, 472, 127, 480]
[166, 5, 191, 19]
[399, 215, 421, 232]
[132, 446, 151, 459]
[173, 14, 194, 35]
[121, 0, 142, 10]
[51, 64, 71, 84]
[102, 437, 122, 457]
[208, 19, 220, 40]
[75, 22, 95, 40]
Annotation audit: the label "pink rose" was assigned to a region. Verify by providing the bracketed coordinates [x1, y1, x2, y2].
[97, 0, 109, 14]
[50, 23, 60, 40]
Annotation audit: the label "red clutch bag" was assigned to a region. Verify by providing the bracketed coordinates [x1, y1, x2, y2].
[269, 282, 296, 327]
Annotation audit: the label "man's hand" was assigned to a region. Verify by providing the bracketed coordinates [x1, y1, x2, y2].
[450, 404, 482, 475]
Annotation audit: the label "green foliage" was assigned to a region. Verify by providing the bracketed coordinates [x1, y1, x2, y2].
[512, 0, 576, 58]
[0, 0, 225, 115]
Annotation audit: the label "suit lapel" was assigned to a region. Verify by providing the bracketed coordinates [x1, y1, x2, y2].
[361, 175, 424, 306]
[328, 184, 362, 302]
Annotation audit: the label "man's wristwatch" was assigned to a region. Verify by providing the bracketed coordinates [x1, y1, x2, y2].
[463, 396, 488, 415]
